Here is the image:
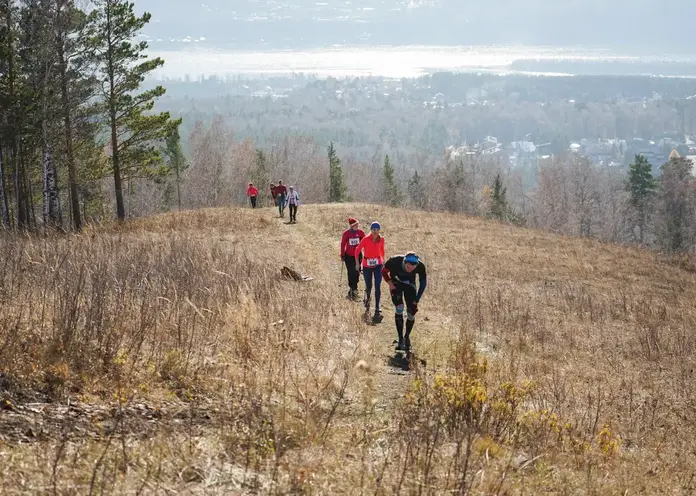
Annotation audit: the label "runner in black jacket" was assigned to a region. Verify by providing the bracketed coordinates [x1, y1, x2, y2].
[381, 252, 427, 351]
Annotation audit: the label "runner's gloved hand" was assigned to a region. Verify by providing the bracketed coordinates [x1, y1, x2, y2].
[409, 302, 418, 315]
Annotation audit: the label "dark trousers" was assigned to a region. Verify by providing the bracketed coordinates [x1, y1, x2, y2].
[391, 283, 418, 312]
[250, 196, 257, 208]
[344, 255, 361, 291]
[363, 265, 383, 312]
[289, 204, 297, 222]
[277, 195, 285, 216]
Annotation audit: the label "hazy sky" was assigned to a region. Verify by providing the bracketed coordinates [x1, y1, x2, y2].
[134, 0, 696, 52]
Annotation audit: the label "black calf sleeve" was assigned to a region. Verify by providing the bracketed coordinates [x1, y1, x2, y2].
[405, 318, 415, 338]
[395, 314, 404, 340]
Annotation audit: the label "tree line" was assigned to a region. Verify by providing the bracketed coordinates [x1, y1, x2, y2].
[2, 1, 696, 256]
[0, 0, 179, 231]
[153, 116, 695, 254]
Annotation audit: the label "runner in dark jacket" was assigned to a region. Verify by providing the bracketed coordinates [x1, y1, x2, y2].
[382, 252, 427, 351]
[275, 181, 288, 217]
[270, 183, 278, 206]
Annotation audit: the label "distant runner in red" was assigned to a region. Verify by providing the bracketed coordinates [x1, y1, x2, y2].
[247, 183, 259, 208]
[340, 217, 366, 301]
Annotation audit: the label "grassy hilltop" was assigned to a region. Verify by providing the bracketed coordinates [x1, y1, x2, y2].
[1, 203, 696, 494]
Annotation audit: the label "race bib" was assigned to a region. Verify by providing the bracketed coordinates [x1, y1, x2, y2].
[349, 238, 359, 246]
[367, 258, 378, 267]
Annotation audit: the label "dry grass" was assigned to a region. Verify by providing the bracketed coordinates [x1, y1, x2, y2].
[2, 203, 696, 494]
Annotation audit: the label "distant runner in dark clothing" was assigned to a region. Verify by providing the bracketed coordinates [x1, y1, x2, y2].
[382, 252, 427, 351]
[270, 183, 278, 206]
[276, 180, 288, 217]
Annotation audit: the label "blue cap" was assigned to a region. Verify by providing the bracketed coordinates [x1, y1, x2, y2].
[404, 253, 419, 264]
[370, 222, 381, 231]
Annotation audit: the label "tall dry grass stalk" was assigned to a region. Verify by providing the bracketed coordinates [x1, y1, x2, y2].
[2, 204, 696, 494]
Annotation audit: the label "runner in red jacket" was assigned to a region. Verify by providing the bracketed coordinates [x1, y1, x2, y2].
[355, 221, 385, 323]
[247, 183, 259, 208]
[340, 217, 366, 301]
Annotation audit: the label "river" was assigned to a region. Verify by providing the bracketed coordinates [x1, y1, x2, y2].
[146, 44, 696, 80]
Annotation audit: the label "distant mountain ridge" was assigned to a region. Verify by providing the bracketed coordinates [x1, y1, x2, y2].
[136, 0, 696, 52]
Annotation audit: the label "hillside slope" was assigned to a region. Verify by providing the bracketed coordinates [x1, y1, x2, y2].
[2, 203, 696, 494]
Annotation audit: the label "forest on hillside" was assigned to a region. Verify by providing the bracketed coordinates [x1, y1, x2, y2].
[153, 72, 696, 164]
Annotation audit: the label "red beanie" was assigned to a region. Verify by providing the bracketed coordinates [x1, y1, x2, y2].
[348, 217, 358, 226]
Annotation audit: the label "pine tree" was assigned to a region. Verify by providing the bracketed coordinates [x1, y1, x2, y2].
[489, 173, 508, 220]
[487, 173, 524, 224]
[251, 148, 269, 206]
[1, 0, 32, 229]
[20, 0, 63, 229]
[55, 0, 93, 230]
[328, 141, 346, 202]
[382, 154, 402, 206]
[408, 170, 427, 209]
[658, 155, 694, 252]
[626, 154, 657, 243]
[444, 160, 467, 213]
[164, 127, 186, 209]
[87, 0, 180, 220]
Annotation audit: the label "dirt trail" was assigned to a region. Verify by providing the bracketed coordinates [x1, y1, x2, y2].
[272, 206, 457, 412]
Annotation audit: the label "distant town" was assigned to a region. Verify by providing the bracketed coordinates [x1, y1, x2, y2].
[157, 72, 696, 177]
[446, 135, 696, 174]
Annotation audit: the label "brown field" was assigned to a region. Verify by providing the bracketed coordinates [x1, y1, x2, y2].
[1, 203, 696, 495]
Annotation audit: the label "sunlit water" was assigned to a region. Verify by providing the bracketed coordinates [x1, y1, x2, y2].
[148, 45, 696, 80]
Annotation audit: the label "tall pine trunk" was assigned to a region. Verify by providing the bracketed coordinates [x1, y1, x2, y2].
[25, 150, 36, 229]
[110, 106, 124, 219]
[175, 162, 181, 209]
[42, 135, 62, 228]
[13, 141, 27, 229]
[6, 6, 27, 229]
[56, 0, 82, 230]
[0, 148, 9, 229]
[105, 3, 125, 221]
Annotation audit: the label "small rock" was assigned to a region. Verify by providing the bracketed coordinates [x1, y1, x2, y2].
[181, 465, 204, 483]
[354, 360, 372, 373]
